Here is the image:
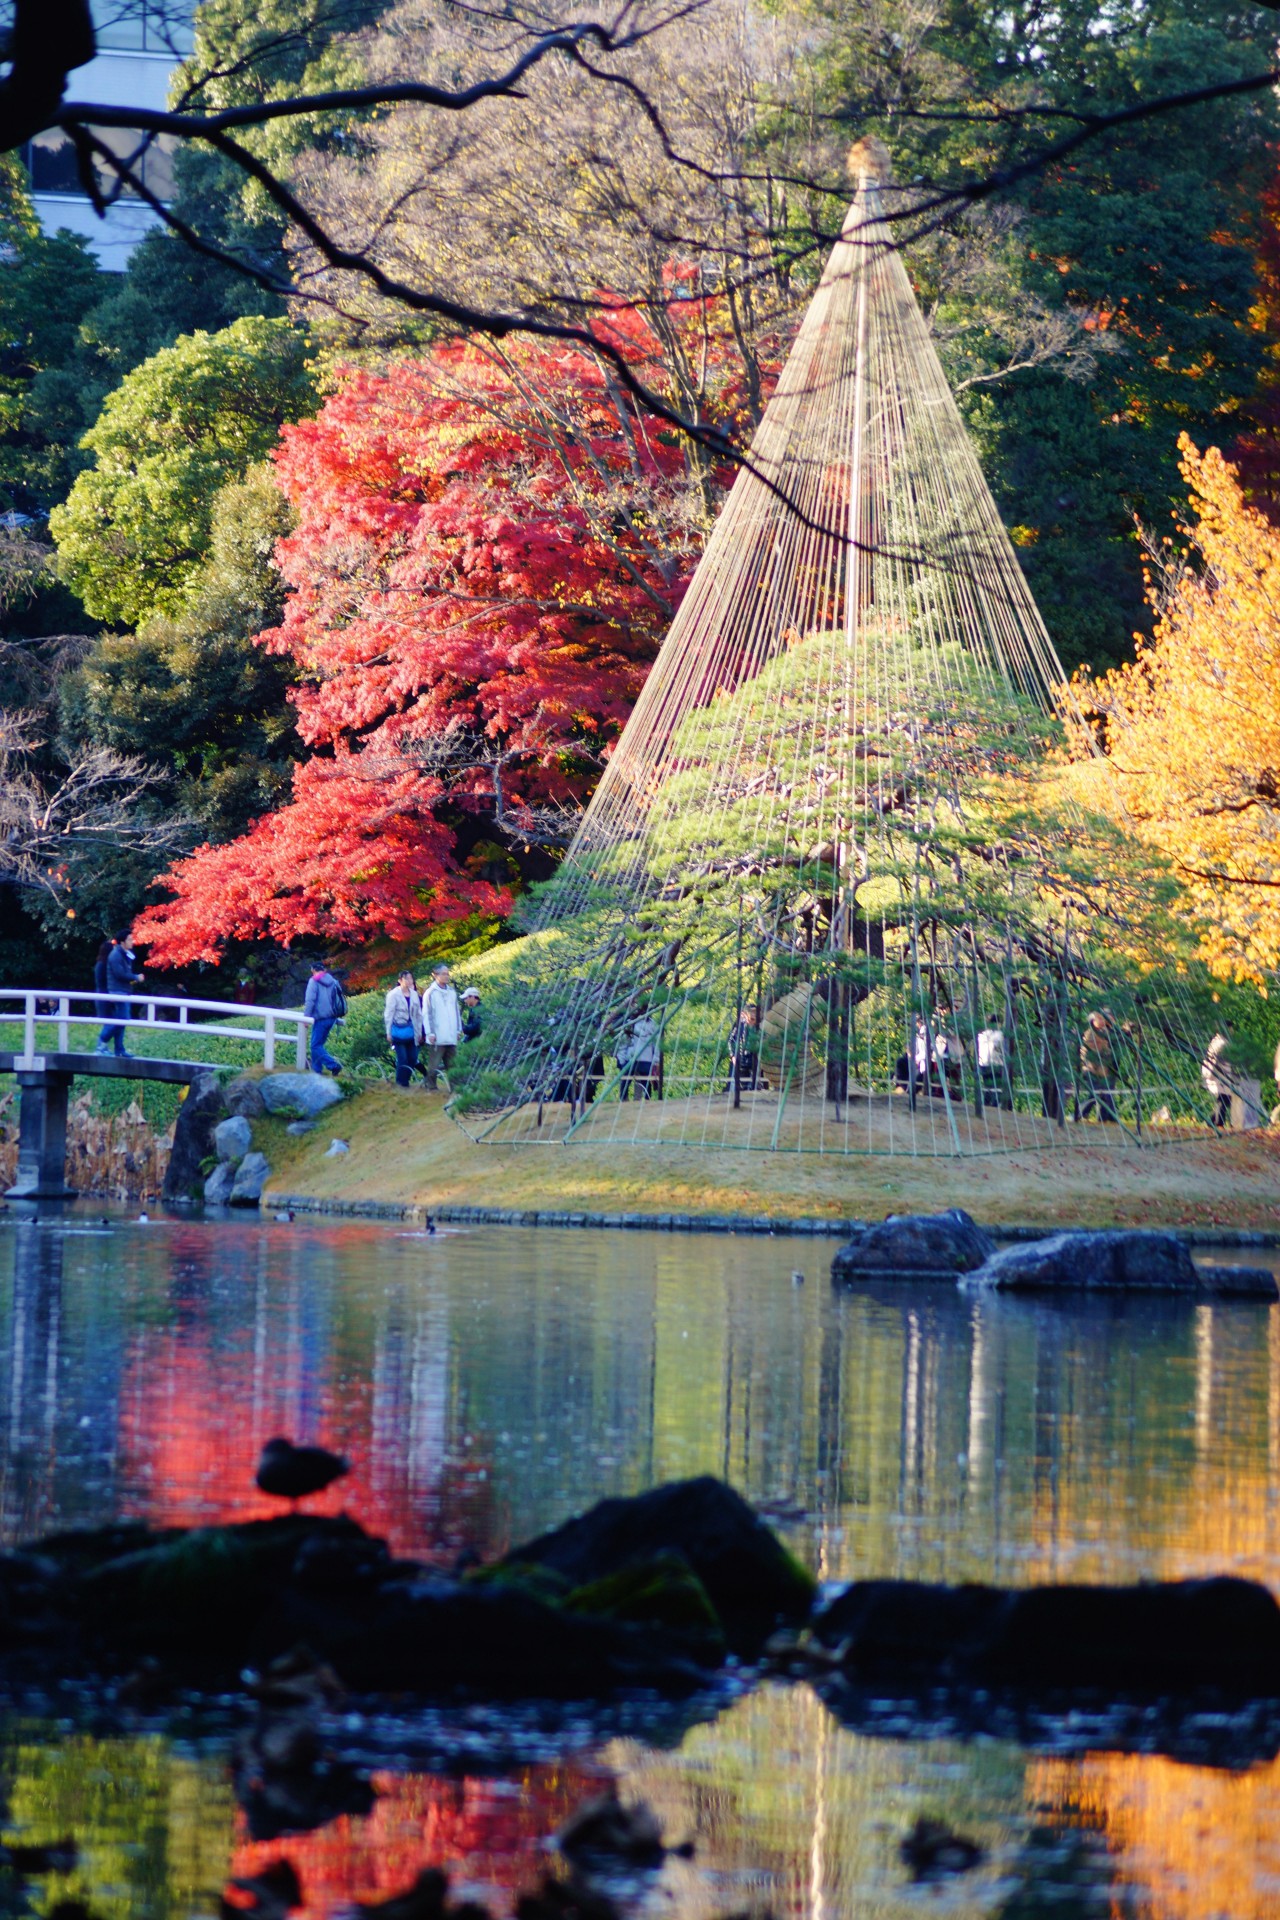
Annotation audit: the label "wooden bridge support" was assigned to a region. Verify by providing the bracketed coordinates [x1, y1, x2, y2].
[2, 1050, 208, 1203]
[8, 1068, 75, 1201]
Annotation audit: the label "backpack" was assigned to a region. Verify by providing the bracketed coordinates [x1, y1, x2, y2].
[331, 979, 348, 1019]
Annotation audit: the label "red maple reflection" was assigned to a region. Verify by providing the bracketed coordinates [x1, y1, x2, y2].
[227, 1764, 613, 1918]
[116, 1317, 493, 1561]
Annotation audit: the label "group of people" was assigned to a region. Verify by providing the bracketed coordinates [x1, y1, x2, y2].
[380, 963, 482, 1090]
[893, 1012, 1013, 1111]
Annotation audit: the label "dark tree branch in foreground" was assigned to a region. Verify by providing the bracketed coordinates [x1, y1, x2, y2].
[5, 0, 1280, 511]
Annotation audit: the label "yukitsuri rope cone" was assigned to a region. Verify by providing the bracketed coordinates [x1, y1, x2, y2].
[455, 150, 1215, 1157]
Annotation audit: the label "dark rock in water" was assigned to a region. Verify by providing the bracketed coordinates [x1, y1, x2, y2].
[230, 1152, 272, 1207]
[963, 1231, 1278, 1298]
[900, 1816, 983, 1880]
[163, 1070, 225, 1203]
[78, 1514, 370, 1655]
[497, 1475, 815, 1654]
[1196, 1262, 1279, 1300]
[262, 1573, 713, 1697]
[289, 1528, 390, 1595]
[811, 1579, 1006, 1670]
[965, 1229, 1199, 1292]
[831, 1209, 995, 1284]
[812, 1572, 1280, 1692]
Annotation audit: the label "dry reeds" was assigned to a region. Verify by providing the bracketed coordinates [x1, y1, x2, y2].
[0, 1093, 171, 1201]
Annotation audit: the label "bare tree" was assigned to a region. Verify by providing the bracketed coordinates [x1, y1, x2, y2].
[0, 709, 188, 900]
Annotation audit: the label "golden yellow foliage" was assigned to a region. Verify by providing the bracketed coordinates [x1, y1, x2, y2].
[1070, 436, 1280, 986]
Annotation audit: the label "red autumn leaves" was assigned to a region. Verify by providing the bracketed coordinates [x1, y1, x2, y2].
[137, 307, 747, 963]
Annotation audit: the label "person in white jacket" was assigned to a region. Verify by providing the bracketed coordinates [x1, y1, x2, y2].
[384, 970, 424, 1088]
[423, 962, 462, 1090]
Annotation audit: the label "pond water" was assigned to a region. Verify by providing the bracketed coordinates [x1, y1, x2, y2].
[1, 1211, 1280, 1920]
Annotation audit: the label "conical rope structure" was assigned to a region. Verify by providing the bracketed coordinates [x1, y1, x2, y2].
[452, 175, 1218, 1156]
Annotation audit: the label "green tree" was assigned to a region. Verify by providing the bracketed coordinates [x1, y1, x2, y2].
[60, 465, 298, 847]
[789, 0, 1277, 670]
[0, 155, 105, 516]
[49, 316, 316, 628]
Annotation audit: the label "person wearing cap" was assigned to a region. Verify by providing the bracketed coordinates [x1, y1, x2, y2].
[460, 987, 483, 1042]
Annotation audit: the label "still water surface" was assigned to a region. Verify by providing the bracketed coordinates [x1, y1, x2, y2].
[1, 1212, 1280, 1920]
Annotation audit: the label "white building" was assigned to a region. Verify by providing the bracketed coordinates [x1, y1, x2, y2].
[26, 0, 193, 270]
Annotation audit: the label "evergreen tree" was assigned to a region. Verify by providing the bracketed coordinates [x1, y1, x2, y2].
[796, 0, 1278, 669]
[50, 314, 316, 627]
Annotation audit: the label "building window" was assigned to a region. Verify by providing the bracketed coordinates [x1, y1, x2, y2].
[90, 0, 195, 54]
[25, 128, 178, 202]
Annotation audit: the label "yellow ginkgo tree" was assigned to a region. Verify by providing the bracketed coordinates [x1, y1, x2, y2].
[1071, 436, 1280, 988]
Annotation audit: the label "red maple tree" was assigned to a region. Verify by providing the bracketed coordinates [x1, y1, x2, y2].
[137, 301, 759, 964]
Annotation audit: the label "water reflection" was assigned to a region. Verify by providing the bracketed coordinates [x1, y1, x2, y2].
[0, 1213, 1279, 1918]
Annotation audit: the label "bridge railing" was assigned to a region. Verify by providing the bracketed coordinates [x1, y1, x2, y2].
[0, 989, 310, 1072]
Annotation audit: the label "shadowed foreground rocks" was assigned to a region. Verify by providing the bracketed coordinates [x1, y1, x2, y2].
[3, 1477, 1280, 1720]
[0, 1479, 811, 1698]
[810, 1573, 1280, 1691]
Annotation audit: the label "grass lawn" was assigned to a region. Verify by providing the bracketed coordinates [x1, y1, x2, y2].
[264, 1082, 1280, 1230]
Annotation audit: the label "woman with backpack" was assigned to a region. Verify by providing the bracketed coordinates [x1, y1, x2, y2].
[304, 965, 346, 1075]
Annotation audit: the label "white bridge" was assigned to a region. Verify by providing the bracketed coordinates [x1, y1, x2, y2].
[0, 988, 313, 1200]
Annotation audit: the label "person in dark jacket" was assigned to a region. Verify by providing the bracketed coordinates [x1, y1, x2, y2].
[304, 966, 345, 1074]
[460, 987, 483, 1042]
[92, 939, 112, 1019]
[95, 932, 142, 1056]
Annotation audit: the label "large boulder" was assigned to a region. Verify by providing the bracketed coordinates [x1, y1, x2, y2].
[498, 1475, 814, 1654]
[229, 1152, 271, 1206]
[832, 1209, 995, 1283]
[213, 1115, 253, 1165]
[968, 1230, 1199, 1292]
[258, 1072, 343, 1119]
[203, 1161, 235, 1206]
[163, 1070, 225, 1203]
[812, 1573, 1280, 1692]
[1196, 1262, 1279, 1301]
[224, 1077, 267, 1120]
[56, 1515, 717, 1697]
